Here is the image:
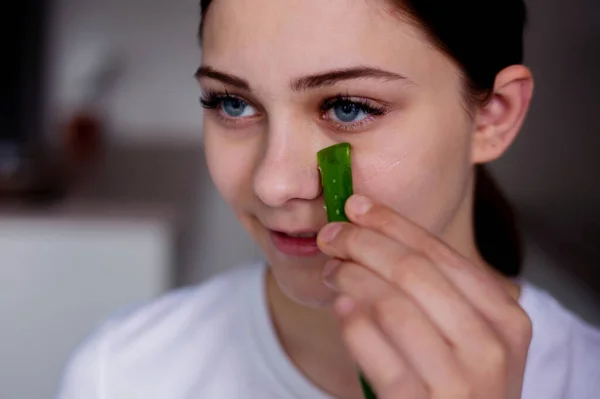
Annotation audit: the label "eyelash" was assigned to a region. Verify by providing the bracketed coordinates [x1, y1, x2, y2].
[321, 94, 388, 131]
[199, 90, 388, 131]
[199, 89, 254, 126]
[200, 89, 235, 109]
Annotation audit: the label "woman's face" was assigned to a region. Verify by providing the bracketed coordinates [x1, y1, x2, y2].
[199, 0, 477, 307]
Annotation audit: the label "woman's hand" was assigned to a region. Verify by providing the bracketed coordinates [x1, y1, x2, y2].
[317, 195, 532, 399]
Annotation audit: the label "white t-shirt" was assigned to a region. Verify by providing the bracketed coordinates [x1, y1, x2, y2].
[56, 262, 600, 399]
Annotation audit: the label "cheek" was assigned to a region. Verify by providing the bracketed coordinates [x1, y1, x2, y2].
[353, 108, 473, 232]
[204, 130, 257, 207]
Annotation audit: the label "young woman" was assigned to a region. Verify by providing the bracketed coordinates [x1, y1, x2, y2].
[58, 0, 600, 398]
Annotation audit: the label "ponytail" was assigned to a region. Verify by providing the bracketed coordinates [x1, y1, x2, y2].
[474, 165, 523, 277]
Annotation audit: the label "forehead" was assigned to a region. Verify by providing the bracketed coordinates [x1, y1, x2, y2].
[201, 0, 450, 89]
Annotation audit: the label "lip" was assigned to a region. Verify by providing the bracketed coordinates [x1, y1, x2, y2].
[268, 229, 322, 257]
[270, 227, 322, 235]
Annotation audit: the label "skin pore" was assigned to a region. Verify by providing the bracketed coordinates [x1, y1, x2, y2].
[198, 0, 533, 397]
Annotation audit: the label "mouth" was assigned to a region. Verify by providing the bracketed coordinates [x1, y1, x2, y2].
[268, 229, 322, 257]
[278, 231, 318, 238]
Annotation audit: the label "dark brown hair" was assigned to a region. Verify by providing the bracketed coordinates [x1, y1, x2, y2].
[198, 0, 527, 277]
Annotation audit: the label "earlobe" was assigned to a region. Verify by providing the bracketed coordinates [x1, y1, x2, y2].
[471, 65, 534, 164]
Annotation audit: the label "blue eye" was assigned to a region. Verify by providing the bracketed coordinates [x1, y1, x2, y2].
[221, 97, 256, 117]
[200, 92, 257, 118]
[322, 97, 386, 126]
[332, 101, 366, 123]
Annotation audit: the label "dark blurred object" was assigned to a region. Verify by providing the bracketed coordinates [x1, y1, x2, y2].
[0, 0, 63, 202]
[61, 109, 105, 176]
[0, 145, 66, 203]
[64, 110, 104, 166]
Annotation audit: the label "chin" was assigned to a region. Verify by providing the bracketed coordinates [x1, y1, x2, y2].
[242, 216, 337, 307]
[267, 253, 337, 308]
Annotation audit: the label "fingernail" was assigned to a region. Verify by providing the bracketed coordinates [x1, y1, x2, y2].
[334, 296, 356, 316]
[347, 195, 373, 215]
[323, 259, 342, 289]
[320, 223, 343, 243]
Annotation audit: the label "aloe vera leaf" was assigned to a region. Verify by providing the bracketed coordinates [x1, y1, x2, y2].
[317, 142, 354, 223]
[317, 143, 378, 399]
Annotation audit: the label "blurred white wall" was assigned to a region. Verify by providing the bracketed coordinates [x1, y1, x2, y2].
[0, 213, 173, 399]
[47, 0, 205, 141]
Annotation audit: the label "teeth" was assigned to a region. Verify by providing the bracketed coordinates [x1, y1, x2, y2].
[288, 232, 317, 238]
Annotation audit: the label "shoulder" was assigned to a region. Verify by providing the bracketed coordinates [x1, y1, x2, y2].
[56, 262, 265, 398]
[520, 282, 600, 399]
[105, 262, 263, 344]
[566, 311, 600, 397]
[520, 281, 600, 351]
[115, 262, 262, 331]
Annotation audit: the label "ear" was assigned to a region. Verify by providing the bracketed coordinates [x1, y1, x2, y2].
[471, 65, 534, 164]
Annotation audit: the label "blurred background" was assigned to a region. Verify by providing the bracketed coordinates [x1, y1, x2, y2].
[0, 0, 598, 398]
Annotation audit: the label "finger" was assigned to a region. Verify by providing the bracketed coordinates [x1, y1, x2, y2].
[343, 195, 533, 392]
[320, 225, 500, 344]
[371, 293, 473, 398]
[344, 195, 511, 303]
[334, 296, 428, 399]
[327, 262, 471, 397]
[344, 195, 530, 347]
[323, 259, 395, 300]
[320, 229, 510, 381]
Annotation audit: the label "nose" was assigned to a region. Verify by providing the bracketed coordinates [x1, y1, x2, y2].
[253, 121, 322, 208]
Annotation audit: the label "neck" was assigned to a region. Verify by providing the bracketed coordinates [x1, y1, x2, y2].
[266, 270, 365, 398]
[439, 176, 522, 302]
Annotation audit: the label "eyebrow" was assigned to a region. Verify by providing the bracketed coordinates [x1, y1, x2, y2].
[291, 66, 408, 91]
[195, 66, 251, 91]
[195, 65, 408, 92]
